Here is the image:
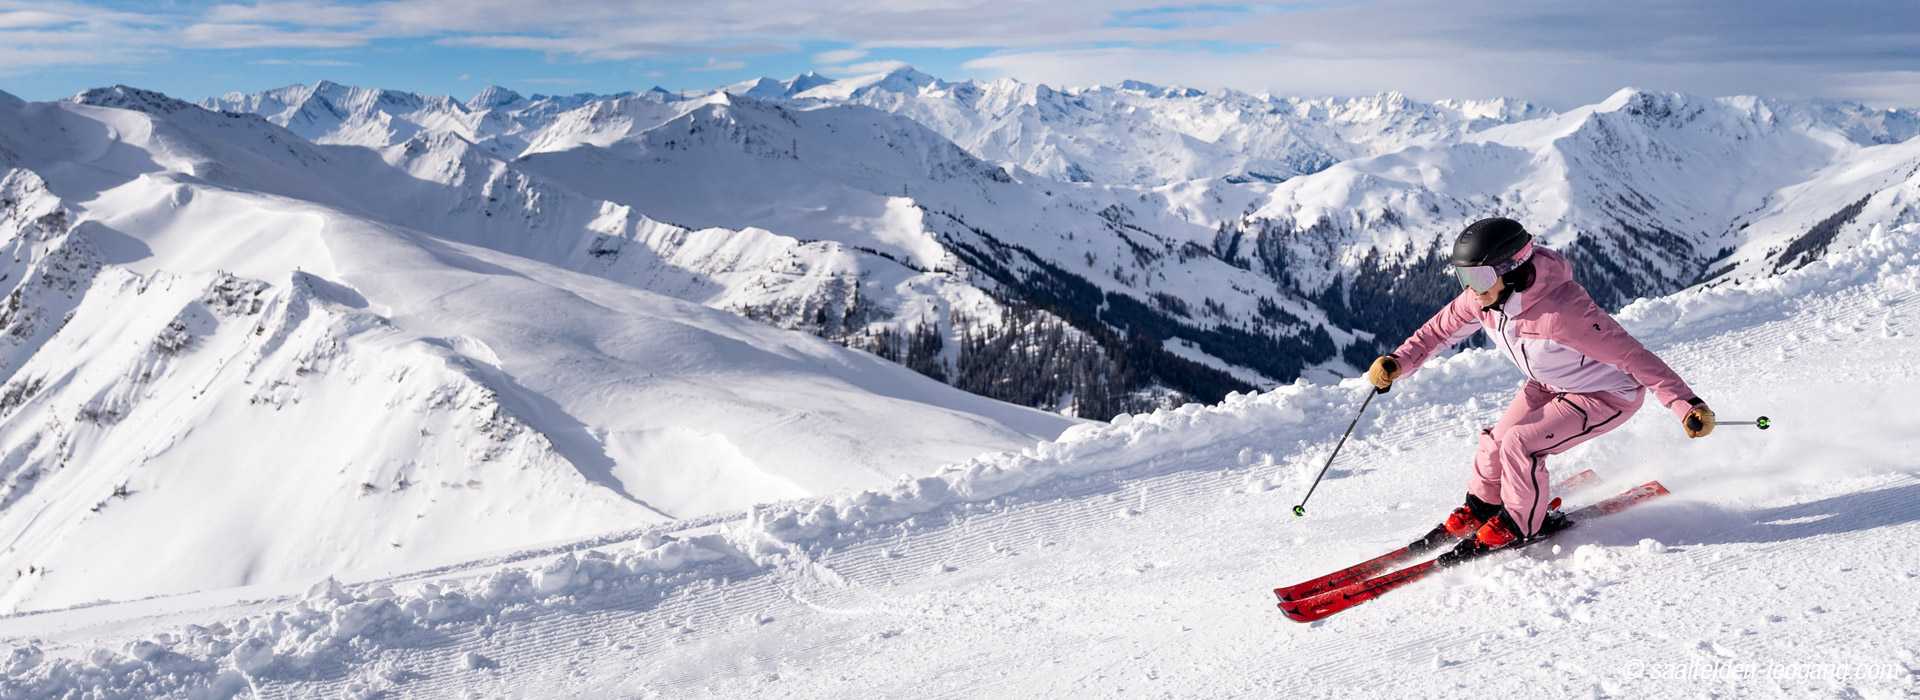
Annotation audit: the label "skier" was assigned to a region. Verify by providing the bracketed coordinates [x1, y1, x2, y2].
[1366, 217, 1715, 563]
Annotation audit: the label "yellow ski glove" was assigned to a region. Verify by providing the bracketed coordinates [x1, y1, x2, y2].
[1684, 404, 1716, 438]
[1367, 355, 1400, 391]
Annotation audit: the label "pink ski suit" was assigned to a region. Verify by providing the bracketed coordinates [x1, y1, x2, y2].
[1390, 245, 1700, 536]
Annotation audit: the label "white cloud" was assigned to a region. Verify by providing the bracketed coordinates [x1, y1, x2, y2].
[828, 59, 909, 77]
[458, 72, 470, 81]
[0, 45, 127, 72]
[250, 57, 357, 66]
[689, 57, 747, 72]
[812, 48, 866, 65]
[180, 22, 372, 49]
[203, 2, 372, 28]
[0, 1, 170, 72]
[0, 9, 74, 29]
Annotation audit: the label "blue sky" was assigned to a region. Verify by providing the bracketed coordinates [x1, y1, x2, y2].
[5, 1, 1920, 108]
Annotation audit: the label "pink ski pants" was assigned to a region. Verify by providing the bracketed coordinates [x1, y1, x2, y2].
[1472, 380, 1642, 535]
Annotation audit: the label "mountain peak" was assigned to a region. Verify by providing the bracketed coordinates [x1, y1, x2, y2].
[468, 85, 524, 110]
[786, 71, 835, 95]
[71, 85, 198, 115]
[874, 65, 939, 90]
[1114, 79, 1203, 98]
[1597, 87, 1652, 111]
[725, 76, 790, 100]
[1591, 88, 1709, 126]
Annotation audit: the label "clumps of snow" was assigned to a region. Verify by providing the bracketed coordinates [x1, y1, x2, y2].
[735, 385, 1330, 555]
[462, 651, 497, 670]
[534, 553, 578, 594]
[1, 534, 739, 698]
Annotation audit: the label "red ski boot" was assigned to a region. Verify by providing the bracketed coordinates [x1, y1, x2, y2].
[1409, 493, 1503, 554]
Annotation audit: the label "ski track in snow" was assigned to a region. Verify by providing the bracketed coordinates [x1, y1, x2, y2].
[5, 225, 1920, 698]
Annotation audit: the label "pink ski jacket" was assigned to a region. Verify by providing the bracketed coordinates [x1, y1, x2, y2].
[1391, 246, 1701, 421]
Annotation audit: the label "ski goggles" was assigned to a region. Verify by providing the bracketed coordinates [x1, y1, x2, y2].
[1452, 241, 1534, 293]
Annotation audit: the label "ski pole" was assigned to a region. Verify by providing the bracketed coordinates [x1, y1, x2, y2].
[1293, 385, 1385, 517]
[1718, 416, 1772, 430]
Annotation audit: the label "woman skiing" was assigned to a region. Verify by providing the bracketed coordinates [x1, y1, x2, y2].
[1367, 217, 1715, 563]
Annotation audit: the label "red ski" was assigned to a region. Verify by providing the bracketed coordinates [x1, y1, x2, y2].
[1272, 468, 1598, 603]
[1278, 480, 1669, 623]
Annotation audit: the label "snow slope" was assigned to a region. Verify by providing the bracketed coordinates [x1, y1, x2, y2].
[0, 89, 1073, 613]
[8, 190, 1917, 698]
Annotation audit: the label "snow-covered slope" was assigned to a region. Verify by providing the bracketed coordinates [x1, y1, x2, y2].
[1707, 132, 1920, 283]
[8, 181, 1917, 699]
[0, 88, 1073, 612]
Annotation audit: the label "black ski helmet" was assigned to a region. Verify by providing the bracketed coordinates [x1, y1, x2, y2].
[1451, 217, 1532, 268]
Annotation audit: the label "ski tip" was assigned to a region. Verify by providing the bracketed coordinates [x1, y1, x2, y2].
[1644, 480, 1671, 496]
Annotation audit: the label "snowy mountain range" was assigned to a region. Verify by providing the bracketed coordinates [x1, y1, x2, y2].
[2, 67, 1920, 624]
[200, 68, 1920, 409]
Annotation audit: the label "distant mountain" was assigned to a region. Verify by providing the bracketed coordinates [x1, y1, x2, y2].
[804, 68, 1555, 185]
[724, 71, 835, 100]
